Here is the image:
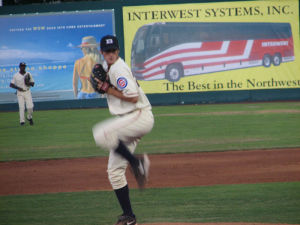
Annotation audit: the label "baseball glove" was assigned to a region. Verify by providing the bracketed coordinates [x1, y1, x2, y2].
[24, 73, 31, 86]
[90, 64, 110, 94]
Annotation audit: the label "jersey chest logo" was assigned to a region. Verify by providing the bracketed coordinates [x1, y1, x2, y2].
[117, 77, 128, 89]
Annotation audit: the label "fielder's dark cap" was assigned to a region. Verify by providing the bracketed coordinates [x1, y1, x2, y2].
[19, 62, 26, 67]
[100, 35, 119, 52]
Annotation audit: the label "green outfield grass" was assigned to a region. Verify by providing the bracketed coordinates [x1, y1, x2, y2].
[0, 102, 300, 161]
[0, 182, 299, 225]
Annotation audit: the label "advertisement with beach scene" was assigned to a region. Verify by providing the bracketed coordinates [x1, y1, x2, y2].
[0, 10, 114, 103]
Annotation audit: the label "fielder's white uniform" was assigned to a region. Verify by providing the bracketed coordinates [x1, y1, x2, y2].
[93, 57, 154, 190]
[11, 72, 34, 123]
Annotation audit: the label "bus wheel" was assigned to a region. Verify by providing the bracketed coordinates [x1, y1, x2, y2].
[165, 64, 183, 82]
[262, 54, 272, 67]
[273, 53, 282, 66]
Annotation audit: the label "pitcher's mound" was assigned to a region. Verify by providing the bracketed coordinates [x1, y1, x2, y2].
[141, 223, 294, 225]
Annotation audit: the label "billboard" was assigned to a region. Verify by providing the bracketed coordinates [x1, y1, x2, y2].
[123, 0, 300, 93]
[0, 10, 114, 103]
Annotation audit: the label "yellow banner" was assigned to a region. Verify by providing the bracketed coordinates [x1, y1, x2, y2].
[123, 0, 300, 93]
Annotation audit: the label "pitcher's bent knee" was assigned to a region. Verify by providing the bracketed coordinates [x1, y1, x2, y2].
[92, 122, 118, 150]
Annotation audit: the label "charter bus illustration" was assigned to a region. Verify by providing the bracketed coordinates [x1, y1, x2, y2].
[130, 22, 294, 82]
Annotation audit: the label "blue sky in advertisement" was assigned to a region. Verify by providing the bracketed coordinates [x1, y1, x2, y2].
[0, 10, 114, 101]
[0, 11, 113, 65]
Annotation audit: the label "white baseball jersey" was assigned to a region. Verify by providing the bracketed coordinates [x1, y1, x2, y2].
[11, 72, 34, 92]
[104, 58, 151, 115]
[11, 71, 34, 123]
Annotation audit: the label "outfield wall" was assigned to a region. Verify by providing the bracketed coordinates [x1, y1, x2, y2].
[1, 88, 299, 111]
[0, 0, 299, 111]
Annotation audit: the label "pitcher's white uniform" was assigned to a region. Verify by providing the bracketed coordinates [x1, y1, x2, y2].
[93, 57, 154, 190]
[11, 72, 34, 123]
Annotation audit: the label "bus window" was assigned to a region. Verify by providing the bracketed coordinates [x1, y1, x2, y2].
[132, 27, 147, 54]
[136, 39, 145, 54]
[146, 26, 161, 58]
[132, 26, 148, 66]
[159, 32, 171, 51]
[149, 35, 160, 49]
[165, 25, 186, 47]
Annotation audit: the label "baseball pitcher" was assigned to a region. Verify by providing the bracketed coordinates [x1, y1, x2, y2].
[10, 62, 34, 126]
[91, 35, 154, 225]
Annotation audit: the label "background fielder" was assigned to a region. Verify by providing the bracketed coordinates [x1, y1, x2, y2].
[10, 62, 34, 126]
[91, 35, 154, 225]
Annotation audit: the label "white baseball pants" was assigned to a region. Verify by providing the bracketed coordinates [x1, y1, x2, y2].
[17, 90, 34, 123]
[92, 108, 154, 190]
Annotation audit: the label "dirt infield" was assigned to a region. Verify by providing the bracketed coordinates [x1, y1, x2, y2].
[0, 148, 300, 196]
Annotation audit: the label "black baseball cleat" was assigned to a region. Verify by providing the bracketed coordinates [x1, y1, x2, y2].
[20, 122, 25, 126]
[27, 118, 34, 125]
[131, 154, 150, 189]
[114, 215, 136, 225]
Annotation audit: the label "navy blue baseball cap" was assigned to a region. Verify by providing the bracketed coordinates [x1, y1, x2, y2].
[100, 35, 119, 52]
[19, 62, 26, 67]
